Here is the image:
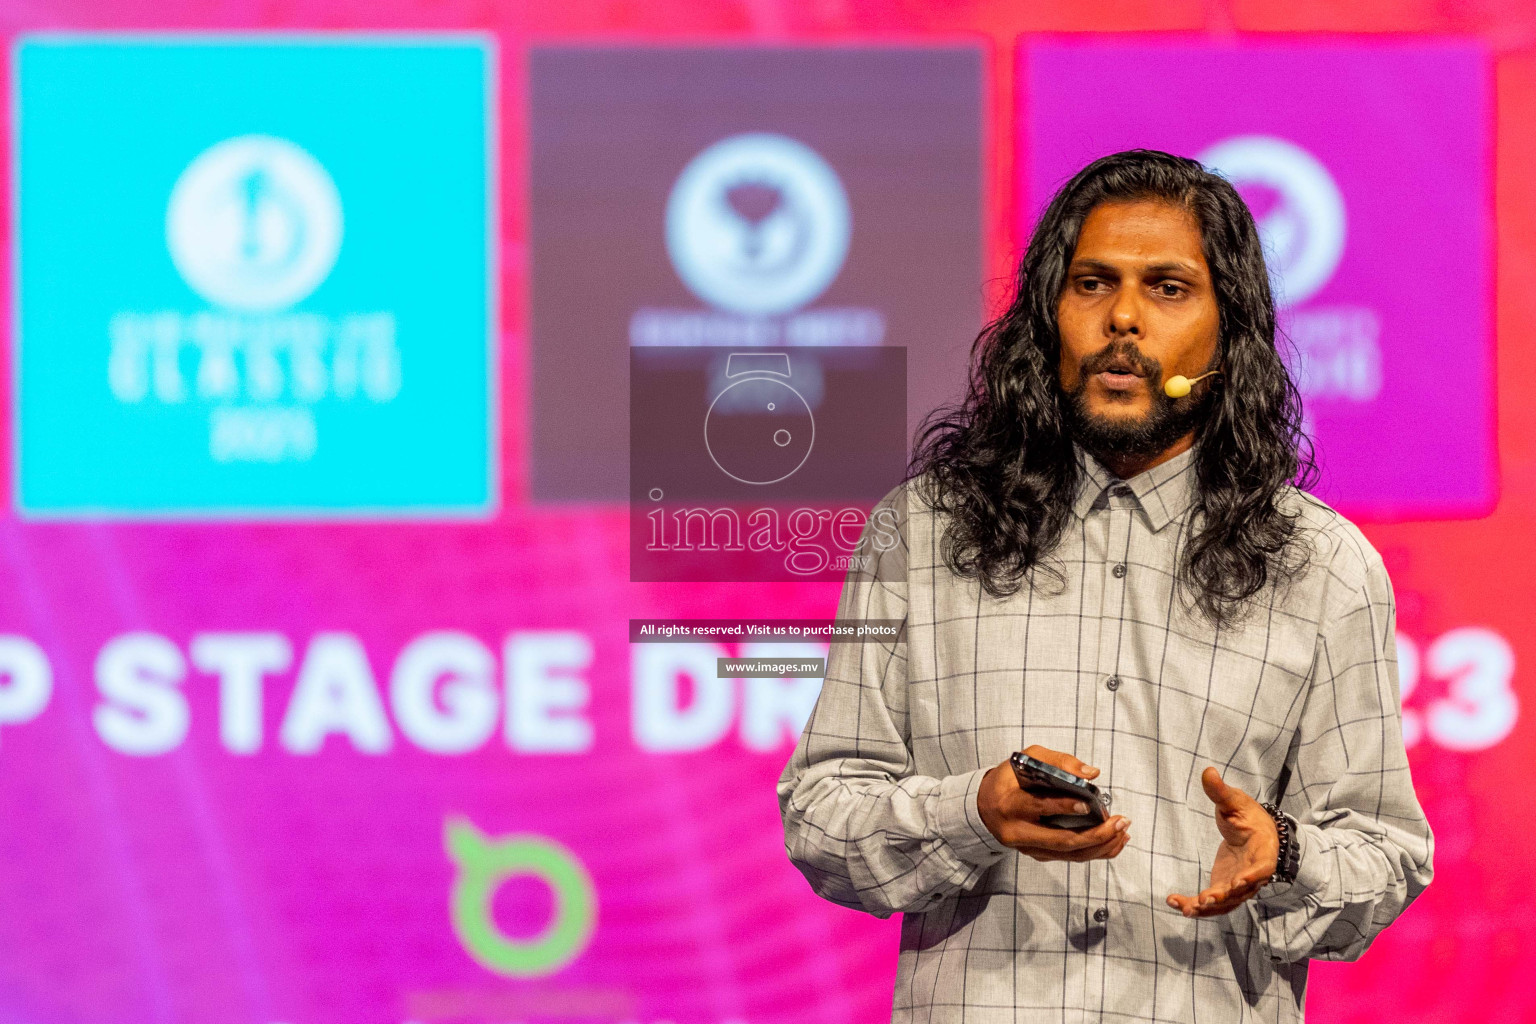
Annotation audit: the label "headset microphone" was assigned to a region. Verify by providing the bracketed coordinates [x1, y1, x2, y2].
[1163, 371, 1221, 398]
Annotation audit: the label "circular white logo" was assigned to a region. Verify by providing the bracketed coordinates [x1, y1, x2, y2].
[166, 135, 343, 312]
[665, 133, 851, 316]
[1198, 136, 1345, 307]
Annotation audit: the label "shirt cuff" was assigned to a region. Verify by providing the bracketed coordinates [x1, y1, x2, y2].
[1255, 819, 1327, 911]
[933, 766, 1013, 865]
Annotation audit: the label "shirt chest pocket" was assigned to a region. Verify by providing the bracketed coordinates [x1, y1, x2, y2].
[1152, 621, 1314, 780]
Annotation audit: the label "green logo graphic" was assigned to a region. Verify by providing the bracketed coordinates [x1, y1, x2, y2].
[444, 816, 597, 977]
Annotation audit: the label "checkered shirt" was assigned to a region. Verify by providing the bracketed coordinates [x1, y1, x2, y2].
[778, 443, 1434, 1023]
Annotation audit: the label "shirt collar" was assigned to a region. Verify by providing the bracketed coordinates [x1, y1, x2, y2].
[1071, 442, 1198, 532]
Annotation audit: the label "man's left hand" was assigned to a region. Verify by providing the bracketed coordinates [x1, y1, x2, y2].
[1166, 767, 1279, 918]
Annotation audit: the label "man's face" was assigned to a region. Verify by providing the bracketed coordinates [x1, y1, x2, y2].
[1056, 199, 1221, 460]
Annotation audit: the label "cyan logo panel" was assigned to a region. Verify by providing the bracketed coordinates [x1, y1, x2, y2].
[15, 36, 495, 517]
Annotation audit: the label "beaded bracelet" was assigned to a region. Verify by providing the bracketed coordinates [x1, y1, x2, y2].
[1260, 802, 1299, 885]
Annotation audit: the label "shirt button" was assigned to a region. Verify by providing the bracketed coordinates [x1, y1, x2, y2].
[1094, 907, 1109, 923]
[1112, 563, 1127, 578]
[1106, 676, 1120, 691]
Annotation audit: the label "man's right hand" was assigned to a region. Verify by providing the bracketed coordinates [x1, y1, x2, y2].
[977, 745, 1131, 862]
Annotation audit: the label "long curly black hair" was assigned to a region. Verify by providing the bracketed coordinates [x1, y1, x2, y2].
[910, 149, 1317, 626]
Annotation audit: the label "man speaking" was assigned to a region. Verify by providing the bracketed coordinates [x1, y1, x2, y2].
[778, 149, 1433, 1022]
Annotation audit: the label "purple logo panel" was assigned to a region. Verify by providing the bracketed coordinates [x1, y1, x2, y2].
[1025, 40, 1493, 520]
[532, 46, 982, 503]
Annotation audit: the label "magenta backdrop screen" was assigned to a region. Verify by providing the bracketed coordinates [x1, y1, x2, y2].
[0, 14, 1529, 1024]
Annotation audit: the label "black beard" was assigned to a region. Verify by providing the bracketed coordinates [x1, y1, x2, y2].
[1063, 344, 1214, 464]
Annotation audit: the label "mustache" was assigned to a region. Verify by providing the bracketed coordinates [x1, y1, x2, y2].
[1079, 341, 1161, 380]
